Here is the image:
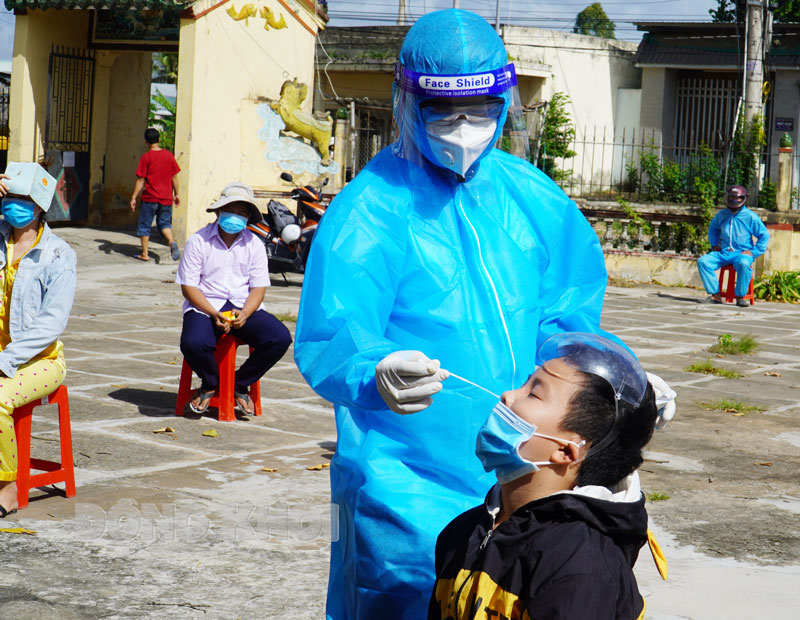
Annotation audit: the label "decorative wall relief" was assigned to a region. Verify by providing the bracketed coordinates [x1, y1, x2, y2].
[227, 4, 258, 24]
[227, 3, 287, 29]
[261, 6, 287, 29]
[270, 79, 333, 165]
[258, 103, 339, 176]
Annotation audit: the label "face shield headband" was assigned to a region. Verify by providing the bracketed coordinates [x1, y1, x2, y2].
[391, 63, 527, 177]
[394, 63, 518, 99]
[537, 333, 648, 457]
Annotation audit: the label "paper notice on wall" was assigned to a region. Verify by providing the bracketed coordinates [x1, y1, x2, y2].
[63, 151, 75, 167]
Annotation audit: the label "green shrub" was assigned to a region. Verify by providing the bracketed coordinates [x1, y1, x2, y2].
[754, 271, 800, 303]
[700, 399, 764, 413]
[684, 359, 742, 379]
[759, 178, 777, 211]
[708, 333, 758, 355]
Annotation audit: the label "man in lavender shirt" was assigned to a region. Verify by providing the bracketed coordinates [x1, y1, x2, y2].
[175, 182, 292, 414]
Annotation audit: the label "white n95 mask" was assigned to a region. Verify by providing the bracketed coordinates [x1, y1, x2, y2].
[424, 116, 498, 177]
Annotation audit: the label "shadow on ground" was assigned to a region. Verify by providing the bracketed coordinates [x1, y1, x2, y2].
[95, 237, 173, 264]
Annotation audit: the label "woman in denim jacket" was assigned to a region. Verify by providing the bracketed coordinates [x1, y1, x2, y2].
[0, 164, 76, 518]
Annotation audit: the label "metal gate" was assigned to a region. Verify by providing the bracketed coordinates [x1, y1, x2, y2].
[673, 75, 741, 153]
[351, 106, 392, 178]
[44, 46, 95, 221]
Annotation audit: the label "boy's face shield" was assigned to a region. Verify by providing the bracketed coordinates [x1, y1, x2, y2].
[537, 332, 648, 456]
[392, 62, 529, 176]
[537, 332, 648, 415]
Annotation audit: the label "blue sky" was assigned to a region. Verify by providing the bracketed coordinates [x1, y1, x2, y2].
[0, 0, 721, 64]
[0, 7, 13, 64]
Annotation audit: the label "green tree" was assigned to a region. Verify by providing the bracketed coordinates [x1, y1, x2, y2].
[536, 92, 577, 182]
[574, 3, 616, 39]
[149, 89, 176, 153]
[710, 1, 800, 22]
[152, 52, 178, 84]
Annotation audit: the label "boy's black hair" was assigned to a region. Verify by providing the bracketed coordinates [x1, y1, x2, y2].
[144, 128, 160, 144]
[560, 372, 657, 488]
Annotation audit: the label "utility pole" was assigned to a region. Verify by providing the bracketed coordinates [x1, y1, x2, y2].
[744, 0, 765, 125]
[453, 0, 459, 8]
[398, 0, 407, 26]
[744, 0, 768, 193]
[495, 0, 502, 33]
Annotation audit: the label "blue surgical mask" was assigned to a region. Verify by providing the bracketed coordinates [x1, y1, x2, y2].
[1, 197, 37, 228]
[475, 401, 585, 484]
[218, 211, 248, 234]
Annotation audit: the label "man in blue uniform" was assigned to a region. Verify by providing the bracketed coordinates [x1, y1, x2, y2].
[698, 185, 769, 307]
[294, 9, 675, 620]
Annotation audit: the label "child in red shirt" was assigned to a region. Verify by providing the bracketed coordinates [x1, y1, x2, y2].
[129, 128, 181, 262]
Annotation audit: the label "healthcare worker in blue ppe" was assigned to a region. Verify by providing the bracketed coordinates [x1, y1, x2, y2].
[294, 9, 676, 620]
[697, 185, 769, 307]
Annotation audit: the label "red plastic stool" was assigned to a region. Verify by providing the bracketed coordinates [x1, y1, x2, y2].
[718, 265, 755, 305]
[11, 384, 76, 509]
[175, 333, 262, 422]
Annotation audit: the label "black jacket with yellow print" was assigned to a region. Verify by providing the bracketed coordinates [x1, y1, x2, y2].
[428, 474, 649, 620]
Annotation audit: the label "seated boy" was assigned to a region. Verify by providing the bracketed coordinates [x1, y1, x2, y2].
[176, 181, 292, 414]
[429, 332, 665, 620]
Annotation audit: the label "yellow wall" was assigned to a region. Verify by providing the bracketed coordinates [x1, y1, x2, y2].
[9, 10, 90, 162]
[174, 0, 320, 243]
[101, 52, 152, 227]
[763, 228, 800, 273]
[10, 11, 151, 227]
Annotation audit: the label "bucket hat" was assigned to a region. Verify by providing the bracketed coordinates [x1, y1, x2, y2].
[206, 182, 262, 224]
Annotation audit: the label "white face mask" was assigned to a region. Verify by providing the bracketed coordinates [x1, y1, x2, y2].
[424, 116, 498, 177]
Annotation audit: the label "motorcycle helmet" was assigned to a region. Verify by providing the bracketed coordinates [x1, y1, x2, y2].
[726, 185, 747, 209]
[280, 224, 301, 244]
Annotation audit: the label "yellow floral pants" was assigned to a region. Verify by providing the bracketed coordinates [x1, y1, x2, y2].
[0, 355, 66, 482]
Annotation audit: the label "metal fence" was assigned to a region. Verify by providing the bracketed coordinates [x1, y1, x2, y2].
[543, 126, 798, 209]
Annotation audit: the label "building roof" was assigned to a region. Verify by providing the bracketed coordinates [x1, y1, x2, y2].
[634, 21, 800, 69]
[4, 0, 190, 9]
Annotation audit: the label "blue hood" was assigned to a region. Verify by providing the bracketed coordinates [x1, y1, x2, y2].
[392, 9, 512, 178]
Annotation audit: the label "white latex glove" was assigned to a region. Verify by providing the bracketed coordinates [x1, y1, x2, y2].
[646, 371, 677, 430]
[375, 350, 450, 414]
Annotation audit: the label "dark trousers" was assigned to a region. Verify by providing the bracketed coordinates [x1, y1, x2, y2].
[180, 302, 292, 394]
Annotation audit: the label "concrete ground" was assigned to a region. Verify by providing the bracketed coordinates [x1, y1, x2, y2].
[1, 226, 798, 619]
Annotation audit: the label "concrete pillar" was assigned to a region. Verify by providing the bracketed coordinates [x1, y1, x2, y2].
[332, 115, 347, 190]
[88, 52, 117, 227]
[8, 15, 41, 162]
[777, 147, 792, 212]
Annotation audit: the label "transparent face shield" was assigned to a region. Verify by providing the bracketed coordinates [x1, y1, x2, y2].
[392, 62, 529, 178]
[537, 332, 649, 455]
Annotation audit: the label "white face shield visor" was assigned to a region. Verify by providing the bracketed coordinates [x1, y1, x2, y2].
[537, 332, 649, 456]
[392, 63, 530, 179]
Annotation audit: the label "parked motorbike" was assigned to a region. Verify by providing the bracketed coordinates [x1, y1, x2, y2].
[247, 172, 329, 275]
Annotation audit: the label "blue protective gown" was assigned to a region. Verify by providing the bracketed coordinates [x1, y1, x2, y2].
[294, 9, 614, 620]
[697, 206, 770, 297]
[294, 148, 612, 619]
